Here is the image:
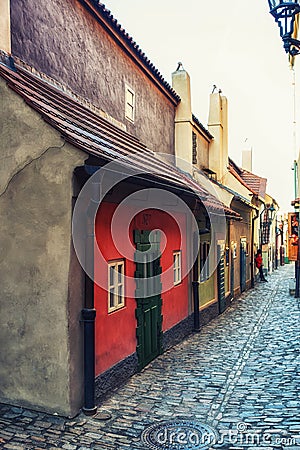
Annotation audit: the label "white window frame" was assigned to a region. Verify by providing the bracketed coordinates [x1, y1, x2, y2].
[125, 84, 135, 123]
[232, 241, 237, 259]
[108, 260, 125, 313]
[200, 241, 210, 282]
[173, 251, 182, 285]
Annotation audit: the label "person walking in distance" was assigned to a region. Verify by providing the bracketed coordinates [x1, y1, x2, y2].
[255, 249, 267, 282]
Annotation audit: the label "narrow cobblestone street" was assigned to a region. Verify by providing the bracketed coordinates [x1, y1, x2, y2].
[1, 264, 299, 450]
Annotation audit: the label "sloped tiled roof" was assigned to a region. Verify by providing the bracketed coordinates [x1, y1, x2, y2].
[0, 58, 240, 220]
[228, 158, 267, 199]
[240, 170, 267, 198]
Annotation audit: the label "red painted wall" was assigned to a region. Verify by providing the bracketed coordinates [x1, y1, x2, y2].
[94, 201, 189, 376]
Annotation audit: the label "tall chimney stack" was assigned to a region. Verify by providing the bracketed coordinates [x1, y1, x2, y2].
[172, 64, 193, 170]
[208, 92, 228, 182]
[0, 0, 11, 53]
[242, 148, 253, 172]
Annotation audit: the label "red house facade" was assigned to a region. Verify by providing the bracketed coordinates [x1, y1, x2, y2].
[94, 201, 189, 377]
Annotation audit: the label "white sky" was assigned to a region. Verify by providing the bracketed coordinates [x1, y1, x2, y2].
[103, 0, 300, 212]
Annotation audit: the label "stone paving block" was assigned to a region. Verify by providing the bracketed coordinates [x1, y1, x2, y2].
[0, 430, 14, 439]
[44, 429, 62, 437]
[34, 420, 52, 428]
[247, 448, 274, 450]
[30, 435, 46, 442]
[13, 434, 29, 440]
[21, 410, 38, 418]
[281, 448, 300, 450]
[30, 446, 47, 449]
[84, 431, 103, 440]
[3, 445, 25, 450]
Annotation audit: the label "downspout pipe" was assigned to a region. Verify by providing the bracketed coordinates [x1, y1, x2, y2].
[294, 160, 298, 201]
[82, 181, 99, 416]
[251, 207, 259, 288]
[82, 306, 96, 415]
[192, 279, 200, 332]
[192, 224, 200, 332]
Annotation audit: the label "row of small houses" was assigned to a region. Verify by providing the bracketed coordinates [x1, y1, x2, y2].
[0, 0, 280, 417]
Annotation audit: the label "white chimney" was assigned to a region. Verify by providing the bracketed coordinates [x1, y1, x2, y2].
[208, 92, 228, 182]
[172, 66, 193, 170]
[242, 149, 253, 172]
[0, 0, 11, 53]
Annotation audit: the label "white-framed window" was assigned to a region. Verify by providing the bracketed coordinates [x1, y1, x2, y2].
[108, 260, 125, 313]
[232, 241, 237, 259]
[173, 251, 182, 285]
[125, 85, 135, 122]
[200, 241, 210, 282]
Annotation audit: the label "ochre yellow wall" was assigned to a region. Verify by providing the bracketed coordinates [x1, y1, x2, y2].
[199, 275, 215, 307]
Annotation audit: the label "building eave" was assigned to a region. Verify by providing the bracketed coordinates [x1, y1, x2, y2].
[212, 179, 258, 210]
[192, 114, 214, 141]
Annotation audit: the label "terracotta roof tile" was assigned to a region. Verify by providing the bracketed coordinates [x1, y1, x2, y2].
[240, 169, 267, 198]
[228, 158, 267, 198]
[0, 59, 240, 220]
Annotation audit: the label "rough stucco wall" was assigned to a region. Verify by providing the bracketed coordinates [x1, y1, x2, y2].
[0, 77, 62, 196]
[10, 0, 175, 154]
[67, 199, 85, 417]
[0, 78, 86, 416]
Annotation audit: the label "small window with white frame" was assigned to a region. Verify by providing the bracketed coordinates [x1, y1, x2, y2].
[125, 84, 135, 123]
[200, 241, 210, 282]
[173, 251, 182, 285]
[108, 260, 125, 313]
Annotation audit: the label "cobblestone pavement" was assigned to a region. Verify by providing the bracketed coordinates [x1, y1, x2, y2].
[1, 265, 300, 450]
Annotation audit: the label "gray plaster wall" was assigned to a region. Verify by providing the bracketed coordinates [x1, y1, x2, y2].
[10, 0, 176, 155]
[0, 78, 86, 416]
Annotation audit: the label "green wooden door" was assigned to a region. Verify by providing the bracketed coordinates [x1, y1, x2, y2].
[217, 244, 226, 314]
[240, 238, 247, 293]
[134, 230, 163, 370]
